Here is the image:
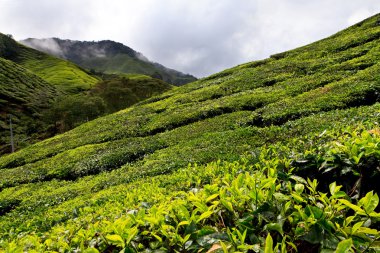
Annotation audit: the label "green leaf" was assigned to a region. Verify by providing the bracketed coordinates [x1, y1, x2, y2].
[206, 194, 219, 203]
[370, 240, 380, 251]
[106, 234, 125, 248]
[197, 210, 214, 223]
[220, 241, 229, 253]
[177, 205, 190, 220]
[291, 193, 306, 203]
[345, 216, 355, 226]
[303, 225, 323, 244]
[264, 233, 274, 253]
[295, 184, 304, 194]
[322, 233, 339, 250]
[273, 192, 290, 202]
[306, 205, 324, 219]
[220, 199, 234, 212]
[351, 221, 363, 234]
[196, 233, 228, 247]
[338, 199, 365, 214]
[264, 223, 284, 236]
[125, 226, 138, 244]
[332, 191, 347, 199]
[84, 248, 100, 253]
[369, 211, 380, 218]
[290, 175, 308, 184]
[178, 220, 190, 227]
[320, 250, 335, 253]
[307, 178, 318, 192]
[359, 191, 379, 213]
[356, 227, 379, 235]
[151, 232, 162, 243]
[329, 182, 342, 196]
[181, 234, 191, 244]
[335, 238, 352, 253]
[329, 182, 337, 196]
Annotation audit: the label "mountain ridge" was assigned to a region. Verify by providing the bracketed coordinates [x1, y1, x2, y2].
[21, 37, 197, 86]
[1, 13, 380, 252]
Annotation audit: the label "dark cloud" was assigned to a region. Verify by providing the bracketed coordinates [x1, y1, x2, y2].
[1, 0, 380, 77]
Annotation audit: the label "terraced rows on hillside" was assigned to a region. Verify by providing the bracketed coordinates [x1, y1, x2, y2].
[1, 14, 380, 252]
[0, 33, 99, 92]
[0, 34, 174, 154]
[0, 57, 59, 153]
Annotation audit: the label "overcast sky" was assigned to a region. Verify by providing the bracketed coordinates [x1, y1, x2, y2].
[1, 0, 380, 77]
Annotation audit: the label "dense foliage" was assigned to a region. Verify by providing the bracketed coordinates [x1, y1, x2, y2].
[1, 13, 380, 252]
[0, 57, 59, 153]
[0, 34, 173, 153]
[45, 76, 172, 133]
[0, 124, 379, 252]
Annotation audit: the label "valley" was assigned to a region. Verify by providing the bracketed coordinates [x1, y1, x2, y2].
[0, 12, 380, 253]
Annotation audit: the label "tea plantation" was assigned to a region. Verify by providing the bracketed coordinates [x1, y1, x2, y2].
[0, 33, 99, 92]
[1, 14, 380, 252]
[0, 57, 60, 153]
[0, 35, 173, 153]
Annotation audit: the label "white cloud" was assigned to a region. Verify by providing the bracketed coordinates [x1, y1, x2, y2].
[0, 0, 380, 77]
[22, 38, 64, 57]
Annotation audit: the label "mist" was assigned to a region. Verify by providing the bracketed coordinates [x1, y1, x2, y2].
[1, 0, 380, 77]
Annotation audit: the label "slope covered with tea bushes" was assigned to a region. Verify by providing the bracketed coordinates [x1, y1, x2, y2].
[1, 14, 380, 252]
[0, 34, 173, 152]
[0, 57, 59, 153]
[0, 33, 99, 92]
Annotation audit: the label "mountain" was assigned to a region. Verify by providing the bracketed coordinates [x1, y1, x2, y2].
[1, 14, 380, 252]
[0, 33, 99, 92]
[0, 34, 172, 153]
[20, 38, 197, 86]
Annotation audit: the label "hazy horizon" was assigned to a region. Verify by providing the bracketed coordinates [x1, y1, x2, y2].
[1, 0, 380, 77]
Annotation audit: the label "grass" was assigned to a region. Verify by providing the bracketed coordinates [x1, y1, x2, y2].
[1, 13, 380, 252]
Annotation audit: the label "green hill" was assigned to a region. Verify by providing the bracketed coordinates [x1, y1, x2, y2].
[47, 75, 173, 133]
[0, 33, 99, 92]
[0, 34, 173, 152]
[20, 38, 197, 86]
[1, 14, 380, 252]
[0, 57, 59, 153]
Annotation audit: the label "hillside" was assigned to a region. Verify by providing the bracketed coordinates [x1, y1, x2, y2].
[88, 74, 173, 113]
[21, 38, 197, 86]
[0, 33, 99, 92]
[0, 34, 173, 152]
[47, 74, 172, 133]
[1, 14, 380, 252]
[0, 57, 59, 153]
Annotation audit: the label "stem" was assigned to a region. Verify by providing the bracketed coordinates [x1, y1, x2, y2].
[360, 235, 380, 253]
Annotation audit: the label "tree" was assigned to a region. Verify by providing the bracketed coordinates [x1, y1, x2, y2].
[46, 95, 106, 133]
